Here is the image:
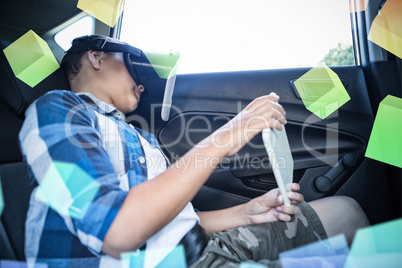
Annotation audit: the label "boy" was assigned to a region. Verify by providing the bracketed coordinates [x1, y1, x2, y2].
[19, 35, 368, 267]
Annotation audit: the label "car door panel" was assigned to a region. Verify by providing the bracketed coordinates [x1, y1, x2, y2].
[131, 64, 393, 224]
[158, 113, 366, 195]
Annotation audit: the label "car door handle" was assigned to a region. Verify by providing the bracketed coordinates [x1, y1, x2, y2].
[229, 154, 328, 178]
[230, 159, 273, 178]
[314, 153, 358, 193]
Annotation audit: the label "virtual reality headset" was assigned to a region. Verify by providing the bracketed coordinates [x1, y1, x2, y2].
[66, 36, 179, 121]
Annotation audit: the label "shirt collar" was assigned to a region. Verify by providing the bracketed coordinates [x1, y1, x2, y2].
[76, 92, 126, 121]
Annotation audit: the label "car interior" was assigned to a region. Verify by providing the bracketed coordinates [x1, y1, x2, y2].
[0, 0, 401, 264]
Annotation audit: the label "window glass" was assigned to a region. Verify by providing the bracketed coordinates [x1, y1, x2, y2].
[55, 16, 94, 51]
[121, 0, 354, 74]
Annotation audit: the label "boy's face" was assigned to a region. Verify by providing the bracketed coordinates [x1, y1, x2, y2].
[99, 52, 144, 113]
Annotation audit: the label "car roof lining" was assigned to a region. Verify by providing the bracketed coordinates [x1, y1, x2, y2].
[0, 0, 81, 34]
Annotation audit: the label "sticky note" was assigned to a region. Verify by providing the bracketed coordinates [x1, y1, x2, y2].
[0, 260, 48, 268]
[77, 0, 125, 28]
[0, 180, 4, 216]
[344, 218, 402, 268]
[3, 30, 60, 88]
[365, 95, 402, 168]
[280, 234, 349, 268]
[37, 161, 100, 219]
[293, 65, 351, 119]
[121, 245, 187, 268]
[368, 0, 402, 59]
[239, 263, 267, 268]
[143, 50, 180, 79]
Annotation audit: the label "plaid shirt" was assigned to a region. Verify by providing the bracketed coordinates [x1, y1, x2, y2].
[19, 90, 196, 267]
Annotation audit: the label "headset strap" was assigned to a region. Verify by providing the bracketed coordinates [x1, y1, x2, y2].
[66, 38, 142, 58]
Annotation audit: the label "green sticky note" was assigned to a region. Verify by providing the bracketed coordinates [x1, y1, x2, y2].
[143, 50, 180, 79]
[3, 30, 60, 88]
[37, 161, 99, 219]
[121, 245, 187, 268]
[365, 95, 402, 168]
[293, 65, 351, 119]
[77, 0, 125, 28]
[0, 180, 4, 217]
[344, 218, 402, 268]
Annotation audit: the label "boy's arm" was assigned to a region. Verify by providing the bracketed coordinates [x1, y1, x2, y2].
[196, 183, 304, 234]
[102, 94, 288, 258]
[19, 91, 130, 256]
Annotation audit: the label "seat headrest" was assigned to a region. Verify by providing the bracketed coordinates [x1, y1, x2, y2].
[0, 38, 70, 117]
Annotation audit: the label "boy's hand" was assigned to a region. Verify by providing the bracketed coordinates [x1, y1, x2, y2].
[211, 93, 287, 156]
[243, 183, 304, 225]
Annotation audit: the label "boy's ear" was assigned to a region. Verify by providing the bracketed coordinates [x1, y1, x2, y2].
[87, 50, 104, 70]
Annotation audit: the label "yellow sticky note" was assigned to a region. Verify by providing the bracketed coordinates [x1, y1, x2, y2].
[77, 0, 125, 28]
[368, 0, 402, 58]
[293, 65, 351, 119]
[3, 30, 60, 88]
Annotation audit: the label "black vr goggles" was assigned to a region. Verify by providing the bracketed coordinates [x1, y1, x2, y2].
[66, 36, 179, 120]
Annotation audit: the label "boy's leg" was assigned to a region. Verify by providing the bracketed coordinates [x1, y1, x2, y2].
[308, 196, 369, 245]
[191, 196, 369, 267]
[191, 201, 327, 268]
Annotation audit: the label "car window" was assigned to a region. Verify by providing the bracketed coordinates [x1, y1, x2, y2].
[120, 0, 354, 74]
[54, 16, 94, 51]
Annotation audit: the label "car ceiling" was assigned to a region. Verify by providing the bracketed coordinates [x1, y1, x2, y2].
[0, 0, 81, 39]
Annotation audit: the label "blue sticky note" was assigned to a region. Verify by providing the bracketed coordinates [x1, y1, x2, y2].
[344, 218, 402, 268]
[279, 234, 349, 268]
[121, 245, 187, 268]
[37, 161, 100, 219]
[239, 263, 267, 268]
[0, 180, 4, 216]
[0, 260, 48, 268]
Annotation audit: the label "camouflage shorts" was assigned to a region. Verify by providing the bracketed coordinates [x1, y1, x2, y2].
[191, 201, 327, 268]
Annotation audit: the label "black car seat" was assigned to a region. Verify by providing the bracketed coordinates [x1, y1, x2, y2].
[0, 37, 70, 260]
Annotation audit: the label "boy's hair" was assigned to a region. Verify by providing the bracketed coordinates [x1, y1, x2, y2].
[60, 35, 116, 81]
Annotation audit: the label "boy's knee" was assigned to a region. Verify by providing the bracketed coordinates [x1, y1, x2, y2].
[333, 196, 359, 212]
[330, 196, 369, 244]
[309, 195, 369, 244]
[335, 196, 369, 228]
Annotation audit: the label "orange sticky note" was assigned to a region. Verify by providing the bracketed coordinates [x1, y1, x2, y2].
[368, 0, 402, 58]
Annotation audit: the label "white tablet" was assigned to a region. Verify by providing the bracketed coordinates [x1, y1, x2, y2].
[262, 109, 293, 206]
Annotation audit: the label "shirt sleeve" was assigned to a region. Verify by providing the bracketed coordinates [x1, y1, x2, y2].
[19, 90, 128, 254]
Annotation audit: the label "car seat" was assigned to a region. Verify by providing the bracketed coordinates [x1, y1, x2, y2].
[0, 37, 70, 260]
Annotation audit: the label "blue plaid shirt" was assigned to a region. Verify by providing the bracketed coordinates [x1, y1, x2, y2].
[19, 90, 178, 267]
